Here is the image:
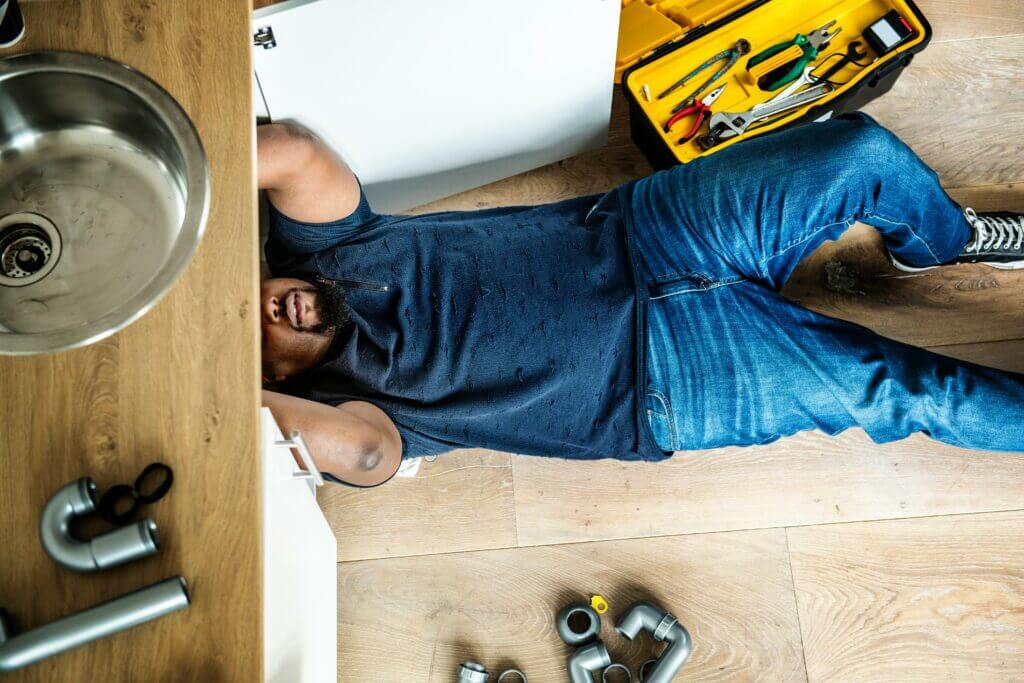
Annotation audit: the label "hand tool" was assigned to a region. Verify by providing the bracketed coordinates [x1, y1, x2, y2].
[812, 40, 869, 83]
[699, 82, 833, 148]
[760, 65, 818, 108]
[657, 38, 750, 108]
[747, 20, 842, 90]
[664, 84, 727, 144]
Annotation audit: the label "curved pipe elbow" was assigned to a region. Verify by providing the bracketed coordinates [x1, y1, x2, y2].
[39, 478, 159, 572]
[568, 641, 610, 683]
[40, 479, 101, 571]
[615, 601, 666, 640]
[615, 601, 692, 683]
[648, 625, 692, 683]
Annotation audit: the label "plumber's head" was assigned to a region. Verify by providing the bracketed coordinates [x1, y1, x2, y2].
[260, 277, 349, 382]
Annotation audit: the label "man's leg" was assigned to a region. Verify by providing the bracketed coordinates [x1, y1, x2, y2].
[630, 112, 1024, 453]
[630, 112, 971, 289]
[644, 280, 1024, 453]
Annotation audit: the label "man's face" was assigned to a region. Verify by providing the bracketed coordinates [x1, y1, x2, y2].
[261, 277, 346, 381]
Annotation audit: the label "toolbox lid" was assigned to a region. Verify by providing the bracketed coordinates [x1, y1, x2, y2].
[615, 0, 759, 81]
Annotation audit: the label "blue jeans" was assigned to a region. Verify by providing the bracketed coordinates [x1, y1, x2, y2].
[631, 113, 1024, 453]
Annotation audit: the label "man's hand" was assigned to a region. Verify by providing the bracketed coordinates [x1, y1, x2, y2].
[263, 390, 402, 487]
[257, 122, 362, 224]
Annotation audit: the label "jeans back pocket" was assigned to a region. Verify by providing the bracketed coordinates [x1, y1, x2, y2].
[645, 389, 679, 452]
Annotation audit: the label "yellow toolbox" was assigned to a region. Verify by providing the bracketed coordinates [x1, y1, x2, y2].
[617, 0, 931, 167]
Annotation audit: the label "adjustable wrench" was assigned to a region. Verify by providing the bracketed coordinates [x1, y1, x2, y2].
[699, 82, 833, 148]
[759, 65, 819, 109]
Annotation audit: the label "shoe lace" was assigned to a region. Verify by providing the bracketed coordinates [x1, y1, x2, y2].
[964, 208, 1024, 253]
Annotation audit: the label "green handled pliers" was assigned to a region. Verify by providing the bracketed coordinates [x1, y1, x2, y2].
[748, 20, 842, 91]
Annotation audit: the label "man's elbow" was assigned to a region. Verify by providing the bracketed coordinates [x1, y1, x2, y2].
[332, 426, 402, 487]
[355, 436, 401, 485]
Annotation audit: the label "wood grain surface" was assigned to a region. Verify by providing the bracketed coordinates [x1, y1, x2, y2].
[788, 511, 1024, 682]
[337, 529, 806, 682]
[319, 449, 516, 562]
[0, 2, 260, 681]
[512, 430, 1024, 547]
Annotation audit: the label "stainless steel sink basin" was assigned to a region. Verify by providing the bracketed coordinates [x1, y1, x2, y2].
[0, 52, 208, 355]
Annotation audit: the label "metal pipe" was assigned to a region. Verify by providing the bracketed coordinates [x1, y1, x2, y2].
[556, 601, 601, 646]
[40, 478, 159, 572]
[615, 601, 691, 683]
[568, 640, 610, 683]
[458, 661, 489, 682]
[0, 576, 189, 672]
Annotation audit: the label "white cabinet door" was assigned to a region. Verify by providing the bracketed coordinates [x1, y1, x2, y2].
[262, 407, 337, 683]
[253, 0, 620, 213]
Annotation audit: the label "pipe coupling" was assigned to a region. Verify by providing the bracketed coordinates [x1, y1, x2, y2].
[556, 601, 602, 646]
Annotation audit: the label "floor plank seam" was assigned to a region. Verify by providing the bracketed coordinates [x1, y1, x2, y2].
[928, 336, 1024, 351]
[510, 462, 522, 549]
[943, 180, 1024, 192]
[931, 32, 1024, 46]
[332, 506, 1024, 566]
[784, 528, 812, 683]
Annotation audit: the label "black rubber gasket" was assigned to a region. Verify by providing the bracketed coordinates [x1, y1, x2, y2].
[98, 484, 139, 525]
[134, 462, 174, 504]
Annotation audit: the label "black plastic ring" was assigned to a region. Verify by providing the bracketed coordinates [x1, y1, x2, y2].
[134, 462, 174, 504]
[98, 484, 140, 525]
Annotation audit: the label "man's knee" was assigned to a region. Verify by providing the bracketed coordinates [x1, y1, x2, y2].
[835, 114, 912, 166]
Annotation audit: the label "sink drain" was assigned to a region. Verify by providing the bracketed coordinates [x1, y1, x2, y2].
[0, 212, 62, 287]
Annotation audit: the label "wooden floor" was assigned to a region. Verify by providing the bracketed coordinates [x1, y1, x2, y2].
[296, 1, 1024, 680]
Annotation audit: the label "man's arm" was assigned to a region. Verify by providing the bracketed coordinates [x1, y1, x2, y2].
[263, 390, 402, 486]
[257, 122, 362, 224]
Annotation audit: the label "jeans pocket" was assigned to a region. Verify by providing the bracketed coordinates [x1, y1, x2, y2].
[645, 389, 679, 452]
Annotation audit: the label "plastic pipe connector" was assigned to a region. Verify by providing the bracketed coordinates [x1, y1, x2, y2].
[39, 478, 159, 572]
[568, 640, 611, 683]
[615, 601, 691, 683]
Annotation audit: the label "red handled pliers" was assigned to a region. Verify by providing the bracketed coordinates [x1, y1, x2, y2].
[664, 84, 727, 144]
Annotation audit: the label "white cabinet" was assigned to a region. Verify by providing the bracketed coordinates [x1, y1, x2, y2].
[252, 0, 620, 213]
[261, 407, 337, 683]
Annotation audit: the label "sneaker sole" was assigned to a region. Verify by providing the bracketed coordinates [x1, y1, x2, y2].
[889, 254, 1024, 272]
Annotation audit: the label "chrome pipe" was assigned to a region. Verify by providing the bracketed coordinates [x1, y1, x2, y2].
[568, 640, 610, 683]
[40, 478, 159, 572]
[616, 601, 691, 683]
[0, 576, 189, 672]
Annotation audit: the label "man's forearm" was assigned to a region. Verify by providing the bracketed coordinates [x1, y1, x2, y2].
[262, 390, 401, 486]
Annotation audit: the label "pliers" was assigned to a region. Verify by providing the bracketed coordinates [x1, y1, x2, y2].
[659, 39, 750, 112]
[664, 84, 727, 143]
[747, 20, 842, 91]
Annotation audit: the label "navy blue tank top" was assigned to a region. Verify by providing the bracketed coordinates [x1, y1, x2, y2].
[265, 183, 665, 461]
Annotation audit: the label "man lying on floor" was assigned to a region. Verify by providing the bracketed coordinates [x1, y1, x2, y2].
[258, 115, 1024, 487]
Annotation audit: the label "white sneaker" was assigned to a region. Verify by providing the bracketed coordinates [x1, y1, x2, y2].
[890, 207, 1024, 272]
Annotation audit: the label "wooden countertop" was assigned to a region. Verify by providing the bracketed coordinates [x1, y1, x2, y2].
[0, 2, 261, 680]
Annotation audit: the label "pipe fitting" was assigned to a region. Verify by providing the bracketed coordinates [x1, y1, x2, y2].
[556, 601, 602, 646]
[458, 661, 489, 683]
[615, 601, 692, 683]
[568, 640, 611, 683]
[602, 662, 632, 682]
[0, 576, 189, 672]
[40, 478, 159, 572]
